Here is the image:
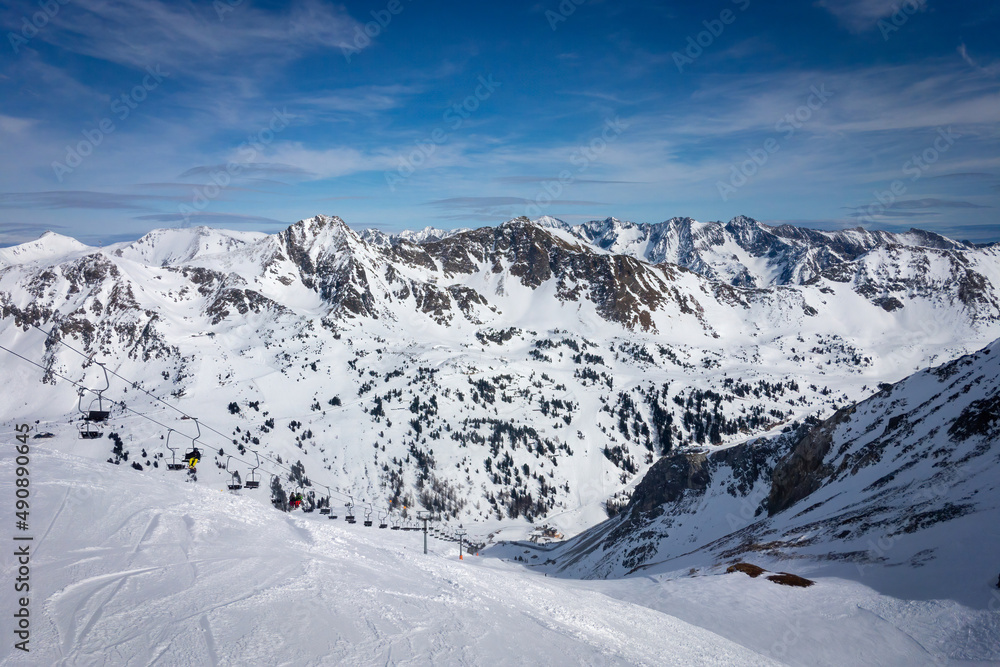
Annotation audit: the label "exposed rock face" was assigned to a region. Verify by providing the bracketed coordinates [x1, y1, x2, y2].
[766, 406, 854, 516]
[628, 452, 711, 516]
[544, 340, 1000, 583]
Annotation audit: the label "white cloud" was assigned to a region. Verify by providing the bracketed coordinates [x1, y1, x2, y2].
[0, 115, 36, 135]
[35, 0, 359, 76]
[816, 0, 922, 32]
[252, 143, 401, 180]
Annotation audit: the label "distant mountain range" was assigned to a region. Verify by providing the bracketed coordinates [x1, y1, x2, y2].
[1, 214, 998, 539]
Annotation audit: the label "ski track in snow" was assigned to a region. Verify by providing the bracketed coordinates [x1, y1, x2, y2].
[2, 449, 785, 666]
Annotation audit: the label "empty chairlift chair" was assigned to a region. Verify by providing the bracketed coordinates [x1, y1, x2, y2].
[319, 486, 332, 515]
[77, 360, 111, 424]
[225, 456, 242, 491]
[76, 386, 105, 439]
[164, 428, 187, 470]
[77, 419, 102, 439]
[363, 505, 374, 527]
[378, 510, 389, 529]
[243, 450, 261, 489]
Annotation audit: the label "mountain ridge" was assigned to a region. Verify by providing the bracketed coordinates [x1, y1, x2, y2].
[1, 213, 998, 539]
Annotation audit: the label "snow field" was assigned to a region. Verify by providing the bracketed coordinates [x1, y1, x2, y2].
[0, 447, 779, 666]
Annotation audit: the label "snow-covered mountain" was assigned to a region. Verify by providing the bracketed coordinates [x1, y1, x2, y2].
[360, 225, 470, 247]
[537, 339, 1000, 612]
[537, 214, 1000, 292]
[1, 214, 999, 539]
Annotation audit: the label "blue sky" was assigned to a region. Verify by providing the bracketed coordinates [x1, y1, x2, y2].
[1, 0, 998, 245]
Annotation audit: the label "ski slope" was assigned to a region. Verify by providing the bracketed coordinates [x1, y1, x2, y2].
[0, 446, 777, 666]
[4, 446, 998, 665]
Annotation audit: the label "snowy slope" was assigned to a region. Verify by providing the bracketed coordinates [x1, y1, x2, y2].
[3, 445, 996, 666]
[534, 339, 1000, 617]
[0, 447, 779, 666]
[0, 232, 92, 268]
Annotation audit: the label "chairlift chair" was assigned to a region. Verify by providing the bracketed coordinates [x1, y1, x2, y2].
[181, 419, 202, 469]
[243, 450, 261, 489]
[164, 429, 186, 470]
[345, 498, 356, 524]
[78, 362, 111, 423]
[225, 456, 242, 491]
[77, 421, 102, 439]
[378, 509, 388, 529]
[363, 504, 373, 527]
[296, 485, 315, 512]
[76, 387, 105, 439]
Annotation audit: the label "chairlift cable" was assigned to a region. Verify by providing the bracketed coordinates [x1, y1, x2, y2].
[2, 341, 464, 531]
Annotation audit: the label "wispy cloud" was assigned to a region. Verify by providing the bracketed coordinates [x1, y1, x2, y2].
[958, 43, 1000, 77]
[427, 196, 609, 208]
[493, 176, 644, 185]
[134, 212, 288, 226]
[177, 163, 311, 180]
[256, 144, 402, 180]
[294, 85, 423, 117]
[815, 0, 919, 32]
[0, 191, 185, 210]
[884, 198, 990, 210]
[30, 0, 358, 77]
[0, 115, 36, 135]
[844, 197, 990, 218]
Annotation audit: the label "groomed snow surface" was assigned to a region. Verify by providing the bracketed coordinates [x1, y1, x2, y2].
[3, 448, 998, 666]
